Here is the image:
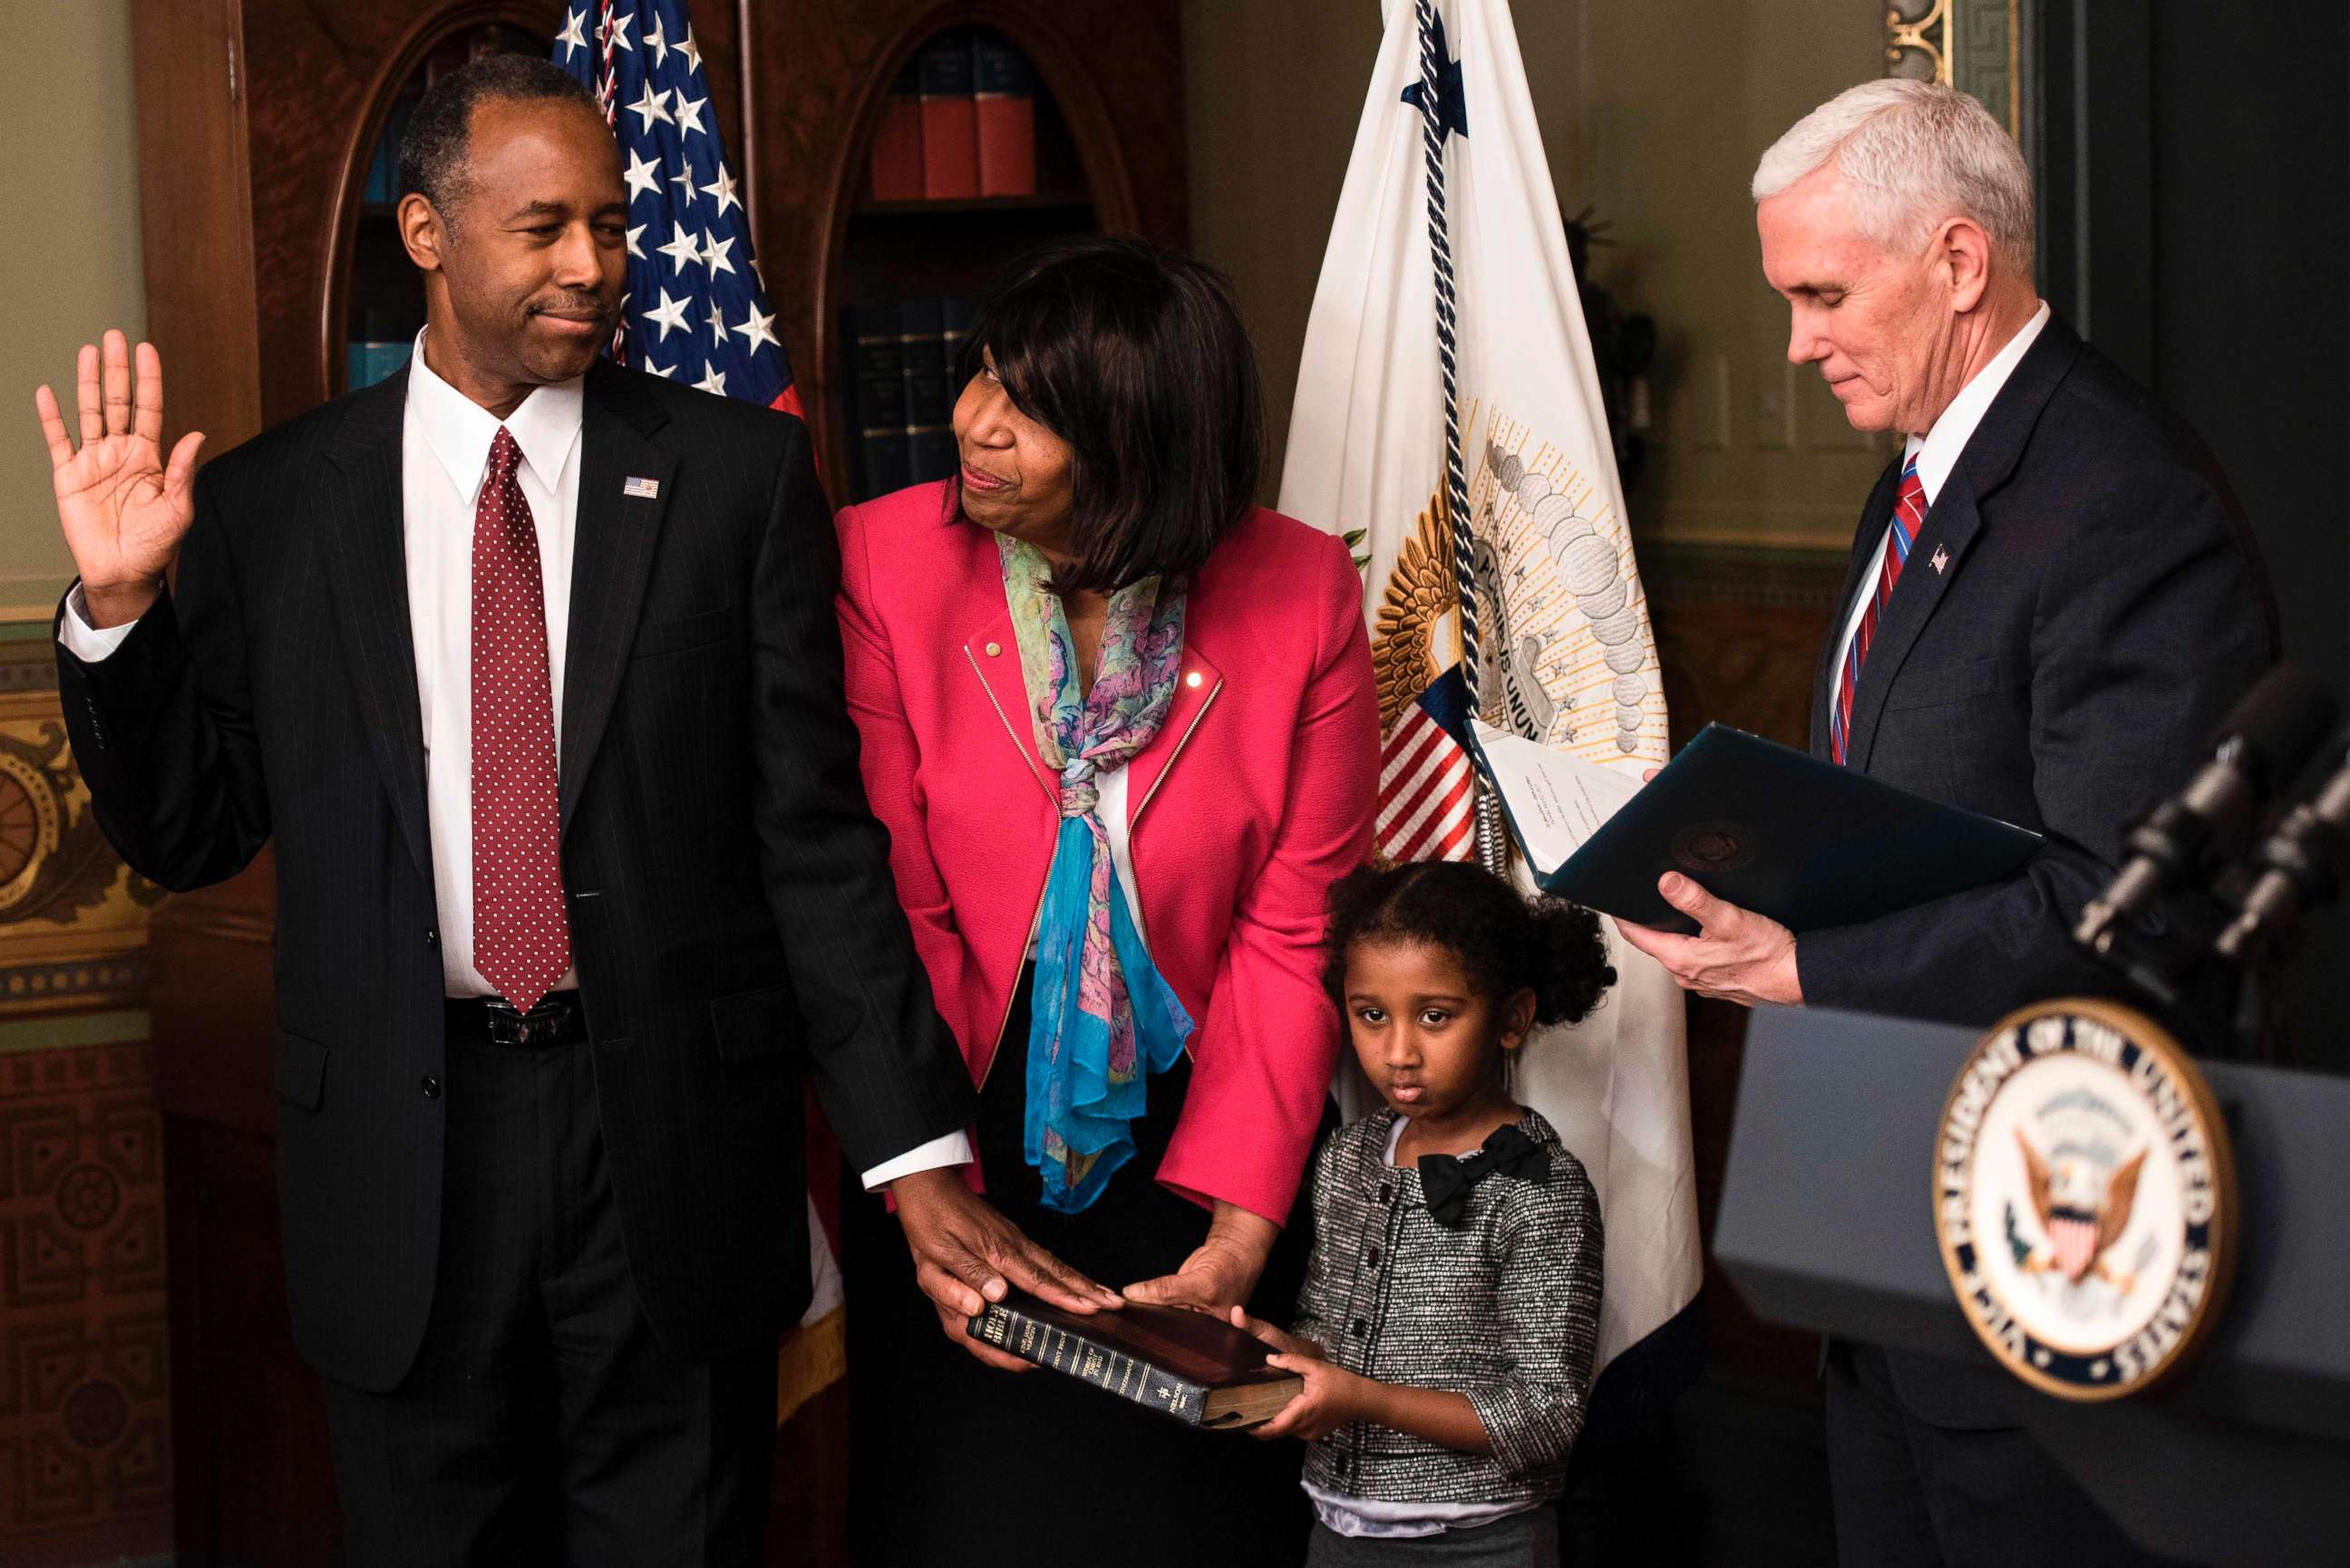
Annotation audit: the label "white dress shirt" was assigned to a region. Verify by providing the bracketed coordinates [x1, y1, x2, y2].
[1830, 301, 2052, 685]
[62, 331, 969, 1186]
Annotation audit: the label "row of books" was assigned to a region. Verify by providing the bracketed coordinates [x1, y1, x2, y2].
[868, 29, 1037, 202]
[847, 297, 979, 500]
[360, 100, 418, 206]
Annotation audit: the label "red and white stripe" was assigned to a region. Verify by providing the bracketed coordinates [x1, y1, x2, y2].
[1376, 706, 1476, 861]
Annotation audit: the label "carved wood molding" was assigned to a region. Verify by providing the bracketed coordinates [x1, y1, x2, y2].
[1886, 0, 2021, 138]
[0, 648, 161, 1020]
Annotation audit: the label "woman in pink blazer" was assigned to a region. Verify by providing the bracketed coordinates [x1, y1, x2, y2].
[834, 240, 1377, 1564]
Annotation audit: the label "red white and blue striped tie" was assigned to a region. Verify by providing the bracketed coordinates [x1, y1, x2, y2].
[1830, 454, 1927, 766]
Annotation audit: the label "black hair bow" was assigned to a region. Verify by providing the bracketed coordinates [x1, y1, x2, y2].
[1419, 1124, 1550, 1227]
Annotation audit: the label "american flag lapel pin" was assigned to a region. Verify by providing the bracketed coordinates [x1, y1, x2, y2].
[1930, 543, 1950, 575]
[624, 476, 660, 499]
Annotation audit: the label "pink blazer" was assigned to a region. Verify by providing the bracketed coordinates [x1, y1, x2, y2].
[835, 482, 1379, 1223]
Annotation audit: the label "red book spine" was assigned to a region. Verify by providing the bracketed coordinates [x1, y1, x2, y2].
[869, 59, 924, 201]
[917, 29, 979, 200]
[973, 31, 1036, 198]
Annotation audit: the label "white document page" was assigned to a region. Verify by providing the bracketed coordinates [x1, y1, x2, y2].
[1471, 720, 1645, 877]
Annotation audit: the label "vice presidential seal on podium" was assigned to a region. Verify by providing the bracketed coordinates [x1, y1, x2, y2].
[1933, 998, 2239, 1401]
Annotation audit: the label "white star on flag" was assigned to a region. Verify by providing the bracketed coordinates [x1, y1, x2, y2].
[553, 0, 803, 430]
[656, 222, 702, 275]
[625, 82, 670, 133]
[623, 149, 662, 201]
[732, 304, 780, 355]
[643, 287, 693, 341]
[702, 164, 742, 219]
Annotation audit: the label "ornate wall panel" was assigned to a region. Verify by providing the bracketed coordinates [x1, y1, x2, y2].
[0, 641, 168, 1567]
[1886, 0, 2023, 137]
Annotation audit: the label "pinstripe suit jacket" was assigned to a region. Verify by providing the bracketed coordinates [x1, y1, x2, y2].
[56, 362, 974, 1391]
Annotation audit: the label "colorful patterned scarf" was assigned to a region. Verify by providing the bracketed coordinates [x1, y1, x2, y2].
[998, 535, 1196, 1213]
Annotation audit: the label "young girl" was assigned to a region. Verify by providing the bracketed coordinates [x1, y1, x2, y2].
[1235, 860, 1613, 1567]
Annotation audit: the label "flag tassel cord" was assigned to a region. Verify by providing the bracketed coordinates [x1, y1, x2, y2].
[1413, 0, 1508, 876]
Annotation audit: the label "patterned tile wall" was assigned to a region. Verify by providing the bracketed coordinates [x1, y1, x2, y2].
[0, 642, 170, 1566]
[0, 1041, 170, 1566]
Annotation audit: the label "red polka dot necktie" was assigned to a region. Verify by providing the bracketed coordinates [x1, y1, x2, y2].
[471, 427, 571, 1011]
[1830, 454, 1927, 766]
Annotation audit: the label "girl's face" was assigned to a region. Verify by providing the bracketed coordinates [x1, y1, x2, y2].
[1343, 938, 1534, 1127]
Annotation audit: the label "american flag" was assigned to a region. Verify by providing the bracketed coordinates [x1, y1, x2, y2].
[1380, 666, 1477, 862]
[553, 1, 803, 419]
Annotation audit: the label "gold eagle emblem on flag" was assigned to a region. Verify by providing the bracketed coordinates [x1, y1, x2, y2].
[1369, 488, 1456, 738]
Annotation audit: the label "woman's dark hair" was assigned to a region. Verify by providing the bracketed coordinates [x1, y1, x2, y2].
[954, 237, 1264, 594]
[1322, 862, 1617, 1029]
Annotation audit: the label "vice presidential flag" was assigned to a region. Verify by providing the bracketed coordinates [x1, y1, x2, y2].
[555, 1, 839, 1424]
[555, 0, 802, 416]
[1279, 0, 1700, 1383]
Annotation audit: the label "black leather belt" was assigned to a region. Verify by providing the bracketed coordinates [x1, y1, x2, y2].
[445, 991, 587, 1047]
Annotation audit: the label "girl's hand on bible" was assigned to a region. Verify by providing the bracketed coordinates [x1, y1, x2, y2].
[1250, 1354, 1374, 1443]
[1228, 1305, 1323, 1360]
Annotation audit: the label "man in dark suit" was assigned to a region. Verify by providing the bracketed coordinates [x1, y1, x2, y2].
[33, 55, 1114, 1566]
[1618, 81, 2272, 1566]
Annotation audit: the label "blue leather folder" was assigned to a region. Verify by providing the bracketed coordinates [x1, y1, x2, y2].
[1535, 722, 2043, 934]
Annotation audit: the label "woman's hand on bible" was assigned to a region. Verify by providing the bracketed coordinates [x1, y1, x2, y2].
[889, 1166, 1123, 1374]
[1123, 1201, 1278, 1314]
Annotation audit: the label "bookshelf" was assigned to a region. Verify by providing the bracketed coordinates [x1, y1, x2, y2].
[745, 2, 1184, 507]
[829, 23, 1102, 502]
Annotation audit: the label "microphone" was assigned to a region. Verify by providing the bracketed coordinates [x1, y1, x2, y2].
[2217, 740, 2350, 963]
[2075, 664, 2338, 958]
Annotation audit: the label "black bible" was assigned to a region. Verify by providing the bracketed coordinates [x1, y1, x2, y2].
[966, 1291, 1304, 1429]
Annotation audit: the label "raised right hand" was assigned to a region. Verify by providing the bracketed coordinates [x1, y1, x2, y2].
[34, 330, 205, 628]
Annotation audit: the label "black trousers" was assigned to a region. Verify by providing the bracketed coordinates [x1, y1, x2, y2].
[321, 1027, 779, 1567]
[1822, 1341, 2182, 1568]
[842, 965, 1323, 1567]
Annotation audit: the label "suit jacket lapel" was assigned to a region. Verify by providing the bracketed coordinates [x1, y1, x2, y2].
[559, 363, 675, 834]
[958, 610, 1225, 819]
[962, 605, 1054, 800]
[318, 371, 433, 887]
[1126, 644, 1222, 826]
[1841, 314, 2085, 770]
[1812, 457, 1904, 759]
[1842, 482, 1986, 769]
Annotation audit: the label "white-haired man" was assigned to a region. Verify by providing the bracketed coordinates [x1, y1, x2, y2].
[1619, 80, 2273, 1564]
